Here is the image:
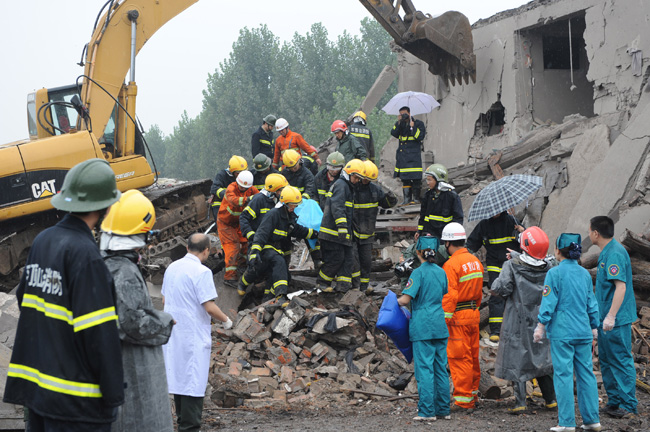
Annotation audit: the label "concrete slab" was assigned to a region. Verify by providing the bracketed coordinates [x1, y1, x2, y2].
[616, 205, 650, 238]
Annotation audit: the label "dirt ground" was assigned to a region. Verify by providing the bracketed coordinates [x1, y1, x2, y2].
[199, 389, 649, 432]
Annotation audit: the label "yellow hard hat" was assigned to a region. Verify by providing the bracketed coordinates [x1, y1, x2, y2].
[101, 189, 155, 235]
[265, 173, 288, 193]
[229, 155, 248, 173]
[344, 159, 367, 177]
[280, 185, 303, 205]
[282, 149, 301, 168]
[363, 160, 379, 181]
[352, 110, 366, 122]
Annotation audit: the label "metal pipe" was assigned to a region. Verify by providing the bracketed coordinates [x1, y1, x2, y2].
[128, 10, 139, 83]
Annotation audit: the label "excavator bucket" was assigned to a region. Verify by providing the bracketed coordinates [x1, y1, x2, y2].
[360, 0, 476, 86]
[402, 11, 477, 86]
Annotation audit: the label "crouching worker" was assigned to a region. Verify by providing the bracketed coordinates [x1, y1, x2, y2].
[99, 190, 174, 432]
[241, 186, 318, 305]
[491, 226, 556, 414]
[398, 235, 451, 421]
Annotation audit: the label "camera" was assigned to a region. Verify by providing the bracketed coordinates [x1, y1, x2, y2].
[400, 113, 410, 121]
[394, 257, 415, 278]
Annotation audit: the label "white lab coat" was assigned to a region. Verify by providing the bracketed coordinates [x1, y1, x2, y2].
[162, 253, 217, 397]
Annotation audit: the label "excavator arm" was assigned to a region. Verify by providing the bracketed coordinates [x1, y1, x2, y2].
[359, 0, 476, 85]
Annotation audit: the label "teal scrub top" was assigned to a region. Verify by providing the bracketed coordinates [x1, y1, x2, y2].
[538, 259, 600, 340]
[403, 262, 449, 341]
[595, 239, 637, 326]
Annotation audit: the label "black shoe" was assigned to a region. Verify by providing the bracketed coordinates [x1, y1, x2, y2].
[607, 407, 636, 419]
[223, 279, 238, 289]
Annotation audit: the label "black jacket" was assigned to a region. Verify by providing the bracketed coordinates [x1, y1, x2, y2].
[252, 166, 280, 191]
[3, 215, 124, 423]
[353, 182, 397, 244]
[251, 125, 274, 159]
[314, 168, 340, 211]
[391, 117, 426, 180]
[281, 162, 316, 200]
[250, 205, 317, 257]
[240, 190, 276, 240]
[466, 212, 521, 270]
[209, 169, 235, 208]
[318, 176, 355, 246]
[418, 188, 464, 238]
[350, 122, 375, 162]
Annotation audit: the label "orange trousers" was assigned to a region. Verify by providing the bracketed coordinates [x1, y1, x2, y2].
[447, 324, 480, 408]
[217, 221, 248, 281]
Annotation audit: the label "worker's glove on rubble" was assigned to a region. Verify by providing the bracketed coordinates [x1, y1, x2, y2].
[533, 322, 545, 343]
[223, 318, 233, 330]
[592, 328, 598, 340]
[603, 314, 616, 332]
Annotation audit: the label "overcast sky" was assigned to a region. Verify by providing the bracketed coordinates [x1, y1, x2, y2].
[0, 0, 529, 143]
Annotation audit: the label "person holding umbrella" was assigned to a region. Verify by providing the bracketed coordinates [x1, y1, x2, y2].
[391, 106, 426, 205]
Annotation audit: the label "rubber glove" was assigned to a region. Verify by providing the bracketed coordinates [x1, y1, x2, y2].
[603, 314, 616, 332]
[592, 328, 598, 340]
[223, 317, 233, 330]
[533, 322, 545, 343]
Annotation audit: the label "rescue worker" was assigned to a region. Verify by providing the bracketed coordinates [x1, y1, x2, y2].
[251, 153, 280, 191]
[243, 186, 318, 303]
[397, 235, 451, 421]
[392, 106, 425, 204]
[240, 173, 288, 243]
[209, 155, 248, 221]
[589, 216, 638, 419]
[272, 118, 321, 169]
[251, 114, 276, 159]
[317, 159, 365, 292]
[535, 233, 601, 432]
[217, 170, 259, 287]
[466, 212, 524, 342]
[99, 190, 174, 432]
[3, 159, 124, 431]
[441, 222, 483, 412]
[491, 226, 556, 414]
[349, 110, 375, 162]
[315, 152, 345, 210]
[280, 149, 316, 200]
[417, 164, 463, 239]
[352, 160, 397, 293]
[331, 120, 367, 163]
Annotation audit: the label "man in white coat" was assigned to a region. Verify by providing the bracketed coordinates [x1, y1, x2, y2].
[162, 233, 233, 432]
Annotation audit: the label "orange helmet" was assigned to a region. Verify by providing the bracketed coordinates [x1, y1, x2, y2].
[520, 226, 549, 259]
[331, 120, 347, 133]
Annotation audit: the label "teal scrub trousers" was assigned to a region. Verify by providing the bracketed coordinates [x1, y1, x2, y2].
[598, 324, 638, 413]
[413, 338, 450, 418]
[550, 339, 600, 427]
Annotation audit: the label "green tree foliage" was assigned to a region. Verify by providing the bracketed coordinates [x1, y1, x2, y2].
[146, 18, 396, 181]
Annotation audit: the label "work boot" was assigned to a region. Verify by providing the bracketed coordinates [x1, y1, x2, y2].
[411, 186, 421, 204]
[237, 280, 247, 296]
[489, 334, 500, 343]
[401, 188, 411, 206]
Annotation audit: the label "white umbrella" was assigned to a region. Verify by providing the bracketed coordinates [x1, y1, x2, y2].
[381, 91, 440, 116]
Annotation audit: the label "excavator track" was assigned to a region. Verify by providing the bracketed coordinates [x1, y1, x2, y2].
[0, 178, 214, 293]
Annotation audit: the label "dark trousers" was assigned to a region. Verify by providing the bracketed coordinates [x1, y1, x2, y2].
[352, 240, 372, 289]
[173, 394, 204, 432]
[28, 408, 111, 432]
[318, 239, 353, 291]
[513, 374, 556, 407]
[487, 270, 505, 335]
[241, 249, 290, 300]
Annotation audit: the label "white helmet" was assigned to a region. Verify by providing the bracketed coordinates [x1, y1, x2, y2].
[236, 170, 254, 188]
[441, 222, 466, 241]
[275, 118, 289, 132]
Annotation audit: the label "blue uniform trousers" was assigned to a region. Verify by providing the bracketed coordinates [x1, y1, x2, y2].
[550, 339, 600, 427]
[413, 339, 450, 418]
[598, 324, 638, 413]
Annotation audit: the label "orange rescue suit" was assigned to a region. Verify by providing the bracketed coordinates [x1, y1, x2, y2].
[442, 247, 484, 409]
[272, 129, 318, 168]
[217, 183, 259, 281]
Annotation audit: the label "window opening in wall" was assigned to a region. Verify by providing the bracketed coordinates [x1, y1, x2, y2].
[474, 100, 506, 137]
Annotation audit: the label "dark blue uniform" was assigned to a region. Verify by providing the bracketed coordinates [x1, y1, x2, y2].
[251, 126, 274, 159]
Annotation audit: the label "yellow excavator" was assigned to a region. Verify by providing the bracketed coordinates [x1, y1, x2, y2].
[0, 0, 475, 290]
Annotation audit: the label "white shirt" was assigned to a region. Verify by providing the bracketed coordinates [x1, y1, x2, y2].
[162, 253, 217, 396]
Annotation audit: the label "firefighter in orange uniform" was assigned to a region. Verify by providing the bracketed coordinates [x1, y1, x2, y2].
[217, 170, 259, 287]
[441, 222, 484, 412]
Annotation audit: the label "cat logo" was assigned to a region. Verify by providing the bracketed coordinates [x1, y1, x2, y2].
[31, 179, 57, 199]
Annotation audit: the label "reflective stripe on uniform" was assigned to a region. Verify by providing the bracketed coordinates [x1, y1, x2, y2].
[8, 363, 102, 398]
[273, 280, 288, 288]
[246, 231, 255, 239]
[22, 294, 117, 332]
[336, 276, 352, 283]
[251, 244, 262, 252]
[394, 167, 423, 173]
[351, 132, 370, 139]
[444, 312, 454, 319]
[273, 229, 288, 237]
[318, 189, 327, 196]
[459, 271, 483, 283]
[335, 217, 347, 225]
[489, 317, 503, 323]
[320, 227, 338, 236]
[360, 278, 370, 283]
[353, 230, 373, 239]
[259, 139, 272, 146]
[244, 207, 256, 217]
[73, 307, 118, 332]
[345, 201, 353, 208]
[353, 202, 378, 209]
[226, 207, 242, 216]
[351, 271, 361, 278]
[211, 200, 222, 207]
[319, 270, 334, 281]
[454, 395, 474, 403]
[488, 236, 516, 245]
[487, 266, 502, 273]
[417, 225, 424, 230]
[424, 214, 453, 223]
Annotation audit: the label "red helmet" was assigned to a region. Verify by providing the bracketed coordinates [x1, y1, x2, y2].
[331, 120, 347, 133]
[520, 226, 549, 259]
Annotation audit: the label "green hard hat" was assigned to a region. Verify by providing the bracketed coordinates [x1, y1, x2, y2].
[253, 153, 272, 171]
[424, 163, 448, 182]
[51, 158, 121, 212]
[326, 151, 345, 168]
[263, 114, 277, 126]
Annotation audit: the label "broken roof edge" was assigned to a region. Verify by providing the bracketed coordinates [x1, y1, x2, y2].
[472, 0, 557, 29]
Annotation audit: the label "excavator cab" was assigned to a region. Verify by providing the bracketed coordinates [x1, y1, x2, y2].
[28, 84, 81, 140]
